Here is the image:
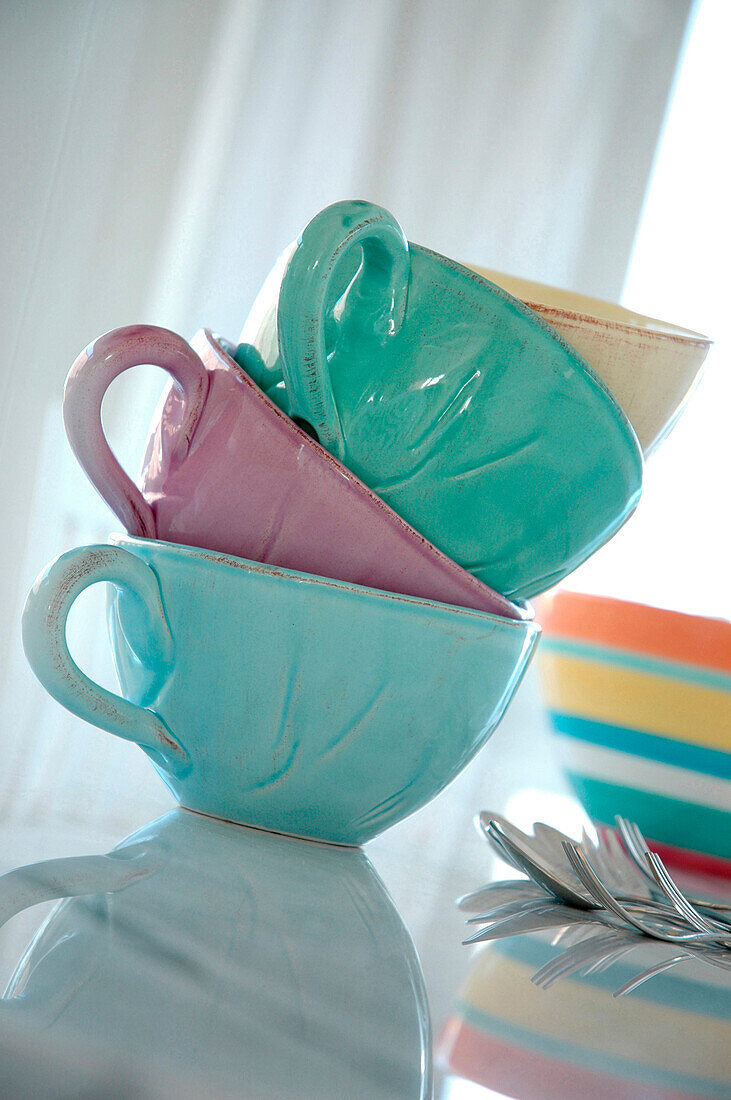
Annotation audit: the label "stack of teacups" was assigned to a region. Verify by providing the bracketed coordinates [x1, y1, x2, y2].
[23, 200, 649, 846]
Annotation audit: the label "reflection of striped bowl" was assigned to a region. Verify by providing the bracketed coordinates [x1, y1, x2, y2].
[439, 935, 731, 1099]
[536, 590, 731, 874]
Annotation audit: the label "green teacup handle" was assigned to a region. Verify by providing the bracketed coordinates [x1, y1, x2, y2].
[277, 200, 410, 458]
[22, 545, 189, 773]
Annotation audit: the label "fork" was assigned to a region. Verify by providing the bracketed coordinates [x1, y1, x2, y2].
[562, 841, 731, 948]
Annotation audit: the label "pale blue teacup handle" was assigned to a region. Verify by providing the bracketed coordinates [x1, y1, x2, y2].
[22, 545, 188, 773]
[0, 846, 157, 936]
[277, 199, 410, 459]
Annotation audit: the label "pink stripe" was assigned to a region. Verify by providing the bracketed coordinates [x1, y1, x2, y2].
[438, 1018, 695, 1100]
[647, 835, 731, 882]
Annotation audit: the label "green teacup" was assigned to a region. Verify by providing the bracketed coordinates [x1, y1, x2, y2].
[238, 200, 643, 601]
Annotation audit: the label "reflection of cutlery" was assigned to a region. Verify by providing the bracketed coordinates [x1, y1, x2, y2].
[462, 905, 593, 945]
[456, 878, 546, 913]
[530, 928, 646, 989]
[458, 876, 731, 997]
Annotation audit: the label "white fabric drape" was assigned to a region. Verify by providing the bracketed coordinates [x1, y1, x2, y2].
[0, 0, 692, 1023]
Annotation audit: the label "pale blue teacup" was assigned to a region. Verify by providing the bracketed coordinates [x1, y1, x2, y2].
[22, 536, 540, 845]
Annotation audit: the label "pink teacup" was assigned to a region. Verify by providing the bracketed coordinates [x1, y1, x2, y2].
[63, 325, 527, 620]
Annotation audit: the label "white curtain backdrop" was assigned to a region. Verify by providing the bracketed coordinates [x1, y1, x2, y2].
[0, 0, 692, 1027]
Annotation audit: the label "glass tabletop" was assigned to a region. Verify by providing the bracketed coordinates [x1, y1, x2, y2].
[1, 674, 729, 1099]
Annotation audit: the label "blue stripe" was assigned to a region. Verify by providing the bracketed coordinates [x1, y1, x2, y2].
[547, 712, 731, 780]
[541, 637, 731, 692]
[456, 1001, 731, 1097]
[565, 774, 731, 859]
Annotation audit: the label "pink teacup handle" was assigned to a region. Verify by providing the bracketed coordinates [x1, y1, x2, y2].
[63, 325, 210, 537]
[277, 200, 410, 459]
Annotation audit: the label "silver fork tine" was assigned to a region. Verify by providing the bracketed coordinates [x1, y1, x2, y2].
[462, 906, 577, 945]
[456, 880, 544, 912]
[552, 922, 599, 949]
[563, 841, 645, 924]
[602, 825, 649, 895]
[565, 844, 681, 937]
[614, 816, 655, 882]
[583, 827, 631, 895]
[627, 818, 652, 857]
[584, 943, 641, 975]
[601, 830, 724, 925]
[573, 937, 641, 977]
[532, 952, 596, 989]
[689, 899, 731, 916]
[470, 811, 731, 952]
[531, 931, 633, 988]
[563, 842, 731, 947]
[492, 824, 703, 923]
[612, 954, 691, 997]
[698, 949, 731, 972]
[619, 834, 731, 931]
[613, 818, 731, 919]
[615, 943, 731, 995]
[465, 897, 560, 924]
[644, 852, 718, 934]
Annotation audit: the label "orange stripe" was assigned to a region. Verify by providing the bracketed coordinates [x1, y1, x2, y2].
[536, 589, 731, 674]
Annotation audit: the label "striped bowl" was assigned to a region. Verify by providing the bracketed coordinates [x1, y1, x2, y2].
[536, 589, 731, 875]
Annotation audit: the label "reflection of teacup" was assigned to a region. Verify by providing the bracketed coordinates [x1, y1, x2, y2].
[63, 324, 522, 619]
[467, 266, 712, 455]
[22, 536, 540, 846]
[238, 200, 643, 601]
[0, 810, 431, 1098]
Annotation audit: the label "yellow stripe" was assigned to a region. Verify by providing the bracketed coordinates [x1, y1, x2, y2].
[462, 954, 730, 1077]
[538, 652, 731, 752]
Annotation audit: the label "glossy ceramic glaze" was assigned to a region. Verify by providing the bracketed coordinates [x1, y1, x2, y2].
[238, 200, 643, 601]
[468, 265, 712, 456]
[536, 589, 731, 871]
[22, 537, 540, 845]
[0, 809, 431, 1099]
[63, 325, 524, 620]
[440, 934, 731, 1098]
